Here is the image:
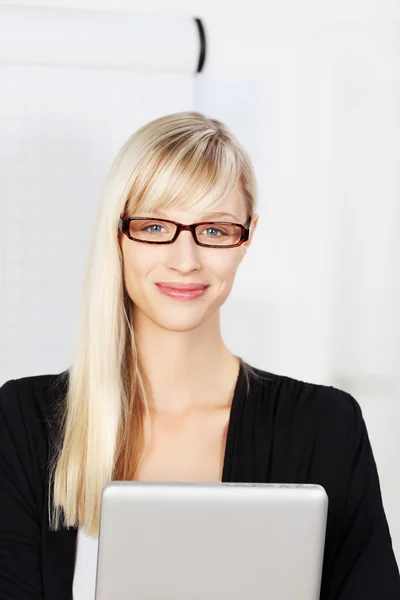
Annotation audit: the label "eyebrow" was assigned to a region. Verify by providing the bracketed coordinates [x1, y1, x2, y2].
[156, 209, 240, 221]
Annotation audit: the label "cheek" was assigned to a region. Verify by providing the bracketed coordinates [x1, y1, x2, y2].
[122, 238, 152, 271]
[121, 246, 152, 296]
[210, 251, 242, 284]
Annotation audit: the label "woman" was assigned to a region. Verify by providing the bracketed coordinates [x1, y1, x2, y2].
[0, 112, 399, 600]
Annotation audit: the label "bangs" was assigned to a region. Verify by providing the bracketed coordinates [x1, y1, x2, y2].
[124, 132, 242, 218]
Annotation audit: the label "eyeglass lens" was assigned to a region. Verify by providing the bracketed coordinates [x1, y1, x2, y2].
[128, 219, 243, 246]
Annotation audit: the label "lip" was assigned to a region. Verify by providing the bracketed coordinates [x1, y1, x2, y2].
[155, 283, 209, 291]
[155, 283, 208, 301]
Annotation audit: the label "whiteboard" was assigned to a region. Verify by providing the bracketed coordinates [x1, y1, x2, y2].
[0, 5, 205, 383]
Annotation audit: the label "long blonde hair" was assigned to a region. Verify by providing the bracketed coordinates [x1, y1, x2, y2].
[50, 111, 263, 535]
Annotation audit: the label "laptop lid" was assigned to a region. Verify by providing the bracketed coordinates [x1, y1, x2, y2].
[95, 482, 328, 600]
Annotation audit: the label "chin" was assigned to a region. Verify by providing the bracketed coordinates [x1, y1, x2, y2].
[151, 308, 213, 332]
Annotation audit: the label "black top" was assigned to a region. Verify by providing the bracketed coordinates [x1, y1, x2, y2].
[0, 362, 399, 600]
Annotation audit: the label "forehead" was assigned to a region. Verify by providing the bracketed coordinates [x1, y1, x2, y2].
[142, 186, 247, 223]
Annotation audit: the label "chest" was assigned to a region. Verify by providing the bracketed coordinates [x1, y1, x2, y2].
[134, 405, 232, 483]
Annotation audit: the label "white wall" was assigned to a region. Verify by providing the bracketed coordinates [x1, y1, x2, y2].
[3, 0, 400, 562]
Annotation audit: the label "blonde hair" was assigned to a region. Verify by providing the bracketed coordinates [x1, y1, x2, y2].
[50, 111, 264, 535]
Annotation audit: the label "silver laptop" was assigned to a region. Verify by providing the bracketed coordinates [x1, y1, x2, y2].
[95, 482, 328, 600]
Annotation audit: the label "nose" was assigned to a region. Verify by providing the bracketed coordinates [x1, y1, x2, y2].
[165, 229, 201, 272]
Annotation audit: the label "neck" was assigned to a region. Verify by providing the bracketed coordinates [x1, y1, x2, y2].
[133, 308, 240, 415]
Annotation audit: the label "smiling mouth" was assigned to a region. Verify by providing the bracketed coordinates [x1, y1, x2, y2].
[155, 283, 209, 301]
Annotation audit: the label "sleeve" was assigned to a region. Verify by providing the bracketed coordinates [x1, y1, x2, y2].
[320, 391, 400, 600]
[0, 379, 45, 599]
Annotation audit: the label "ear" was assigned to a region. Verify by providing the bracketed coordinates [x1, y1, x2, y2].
[237, 213, 259, 264]
[244, 212, 259, 250]
[249, 213, 259, 241]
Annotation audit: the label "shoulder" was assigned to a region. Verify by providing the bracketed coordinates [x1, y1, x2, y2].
[245, 364, 363, 442]
[0, 370, 69, 446]
[243, 366, 367, 493]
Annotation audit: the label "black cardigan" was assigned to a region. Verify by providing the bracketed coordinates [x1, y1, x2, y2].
[0, 363, 399, 600]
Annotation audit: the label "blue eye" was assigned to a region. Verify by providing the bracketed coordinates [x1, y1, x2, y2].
[145, 224, 165, 233]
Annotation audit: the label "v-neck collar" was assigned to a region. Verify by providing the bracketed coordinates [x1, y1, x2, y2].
[221, 358, 246, 482]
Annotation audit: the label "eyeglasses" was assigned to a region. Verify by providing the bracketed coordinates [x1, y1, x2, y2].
[118, 216, 252, 248]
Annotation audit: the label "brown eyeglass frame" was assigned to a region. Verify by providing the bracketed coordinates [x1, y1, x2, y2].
[118, 215, 252, 248]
